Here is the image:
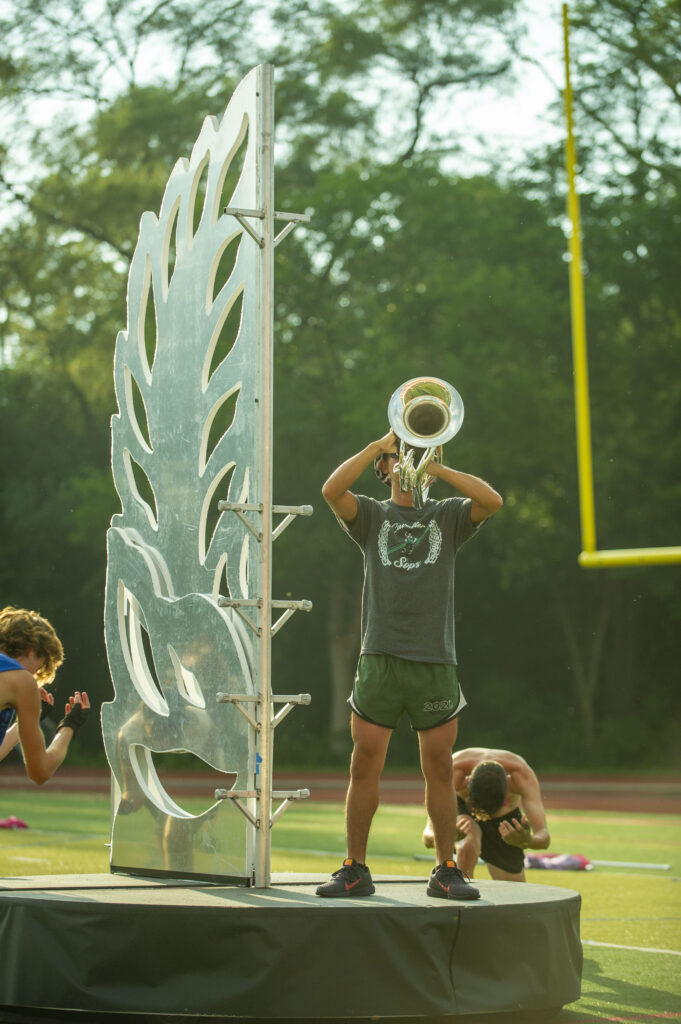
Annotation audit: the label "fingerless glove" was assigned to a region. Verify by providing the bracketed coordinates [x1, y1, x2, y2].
[56, 703, 89, 735]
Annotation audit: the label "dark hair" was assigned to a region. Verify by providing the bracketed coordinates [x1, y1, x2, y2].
[468, 761, 507, 819]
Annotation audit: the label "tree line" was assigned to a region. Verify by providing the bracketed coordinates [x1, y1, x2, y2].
[0, 0, 679, 770]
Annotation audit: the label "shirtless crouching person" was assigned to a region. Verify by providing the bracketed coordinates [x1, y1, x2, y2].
[423, 747, 550, 882]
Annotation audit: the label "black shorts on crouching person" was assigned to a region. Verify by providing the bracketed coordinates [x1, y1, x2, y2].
[457, 797, 525, 875]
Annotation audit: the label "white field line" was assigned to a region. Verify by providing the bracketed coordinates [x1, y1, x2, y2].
[591, 859, 671, 869]
[583, 938, 681, 956]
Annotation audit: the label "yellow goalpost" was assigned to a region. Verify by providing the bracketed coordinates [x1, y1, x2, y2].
[562, 3, 681, 568]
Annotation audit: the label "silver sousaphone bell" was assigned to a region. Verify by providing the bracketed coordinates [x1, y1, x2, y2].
[387, 377, 464, 508]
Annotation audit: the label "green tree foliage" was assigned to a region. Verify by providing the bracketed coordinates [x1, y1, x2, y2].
[568, 0, 681, 191]
[270, 0, 520, 162]
[0, 0, 678, 769]
[507, 0, 681, 764]
[271, 161, 575, 760]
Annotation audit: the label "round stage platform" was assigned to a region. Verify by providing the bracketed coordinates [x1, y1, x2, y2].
[0, 872, 581, 1020]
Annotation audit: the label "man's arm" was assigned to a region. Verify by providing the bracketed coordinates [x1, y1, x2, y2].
[427, 463, 503, 524]
[11, 672, 89, 785]
[0, 687, 54, 763]
[322, 430, 397, 522]
[498, 770, 550, 850]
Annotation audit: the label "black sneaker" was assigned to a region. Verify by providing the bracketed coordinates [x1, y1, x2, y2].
[316, 858, 376, 897]
[427, 860, 480, 900]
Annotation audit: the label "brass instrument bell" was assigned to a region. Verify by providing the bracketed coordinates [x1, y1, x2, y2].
[387, 377, 464, 506]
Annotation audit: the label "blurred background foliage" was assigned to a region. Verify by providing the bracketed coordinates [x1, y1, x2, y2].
[0, 0, 679, 771]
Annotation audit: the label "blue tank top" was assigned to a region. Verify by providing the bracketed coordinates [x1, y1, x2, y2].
[0, 652, 23, 745]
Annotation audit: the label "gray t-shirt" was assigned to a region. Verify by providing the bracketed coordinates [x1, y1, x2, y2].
[340, 495, 480, 665]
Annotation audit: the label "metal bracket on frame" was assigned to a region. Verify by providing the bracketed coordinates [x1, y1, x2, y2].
[218, 596, 312, 636]
[217, 501, 313, 545]
[217, 501, 264, 542]
[216, 691, 311, 731]
[217, 596, 262, 636]
[214, 693, 311, 827]
[213, 785, 310, 829]
[217, 501, 313, 635]
[224, 206, 310, 249]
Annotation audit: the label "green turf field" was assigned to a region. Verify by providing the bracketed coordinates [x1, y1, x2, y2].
[1, 789, 679, 1021]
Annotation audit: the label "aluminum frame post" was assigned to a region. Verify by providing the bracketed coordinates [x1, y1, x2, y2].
[216, 68, 312, 886]
[255, 63, 275, 889]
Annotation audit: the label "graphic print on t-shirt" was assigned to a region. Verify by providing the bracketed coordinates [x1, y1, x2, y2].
[377, 519, 442, 570]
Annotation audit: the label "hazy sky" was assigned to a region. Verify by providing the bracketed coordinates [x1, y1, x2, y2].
[22, 0, 568, 151]
[444, 1, 566, 164]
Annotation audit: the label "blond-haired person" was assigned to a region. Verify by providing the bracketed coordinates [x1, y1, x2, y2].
[0, 606, 90, 783]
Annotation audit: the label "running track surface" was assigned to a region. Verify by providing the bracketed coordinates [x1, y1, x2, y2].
[1, 767, 680, 813]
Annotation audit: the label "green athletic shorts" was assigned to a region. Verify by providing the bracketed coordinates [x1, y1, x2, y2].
[348, 652, 464, 731]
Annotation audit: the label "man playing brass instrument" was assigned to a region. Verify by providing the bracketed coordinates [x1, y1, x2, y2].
[317, 428, 502, 899]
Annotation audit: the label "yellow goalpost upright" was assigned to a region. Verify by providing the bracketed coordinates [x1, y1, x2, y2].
[562, 3, 681, 568]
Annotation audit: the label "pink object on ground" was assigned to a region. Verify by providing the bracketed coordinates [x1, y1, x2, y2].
[0, 815, 29, 829]
[524, 852, 592, 871]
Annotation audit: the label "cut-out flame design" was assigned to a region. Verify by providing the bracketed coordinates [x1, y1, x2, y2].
[102, 69, 265, 881]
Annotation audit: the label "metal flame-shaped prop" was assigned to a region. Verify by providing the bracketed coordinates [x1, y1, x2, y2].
[102, 65, 311, 886]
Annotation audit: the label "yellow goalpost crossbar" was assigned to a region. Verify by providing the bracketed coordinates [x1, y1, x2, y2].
[561, 4, 681, 569]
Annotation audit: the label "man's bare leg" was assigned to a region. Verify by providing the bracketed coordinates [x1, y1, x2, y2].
[346, 713, 392, 863]
[453, 817, 482, 877]
[417, 717, 459, 865]
[419, 718, 479, 899]
[487, 863, 526, 882]
[424, 815, 481, 878]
